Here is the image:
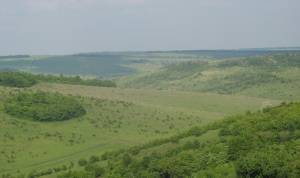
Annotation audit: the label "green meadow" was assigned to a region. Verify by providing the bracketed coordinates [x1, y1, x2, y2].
[0, 82, 279, 176]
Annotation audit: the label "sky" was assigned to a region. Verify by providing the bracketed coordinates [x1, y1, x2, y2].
[0, 0, 299, 55]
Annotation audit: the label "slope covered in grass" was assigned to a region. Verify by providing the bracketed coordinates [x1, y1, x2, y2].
[33, 83, 280, 116]
[120, 53, 300, 100]
[59, 102, 300, 178]
[0, 87, 216, 176]
[0, 83, 279, 177]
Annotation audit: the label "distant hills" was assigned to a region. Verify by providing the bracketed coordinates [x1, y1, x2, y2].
[0, 48, 299, 78]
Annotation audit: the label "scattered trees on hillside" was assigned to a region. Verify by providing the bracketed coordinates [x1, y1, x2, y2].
[63, 102, 300, 178]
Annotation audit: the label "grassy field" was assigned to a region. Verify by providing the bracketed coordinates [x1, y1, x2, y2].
[0, 83, 280, 176]
[34, 83, 280, 116]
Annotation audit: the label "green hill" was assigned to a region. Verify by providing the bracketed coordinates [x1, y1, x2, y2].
[119, 53, 300, 100]
[57, 102, 300, 178]
[0, 83, 279, 177]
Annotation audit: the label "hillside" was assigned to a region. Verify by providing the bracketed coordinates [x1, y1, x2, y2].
[119, 53, 300, 100]
[0, 83, 279, 177]
[57, 102, 300, 178]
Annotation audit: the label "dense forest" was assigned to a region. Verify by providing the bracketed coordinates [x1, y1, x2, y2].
[53, 102, 300, 178]
[4, 91, 86, 122]
[0, 72, 116, 88]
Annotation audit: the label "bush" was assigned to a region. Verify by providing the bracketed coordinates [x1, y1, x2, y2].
[4, 91, 86, 122]
[235, 146, 291, 178]
[89, 155, 100, 163]
[78, 158, 88, 166]
[84, 164, 105, 177]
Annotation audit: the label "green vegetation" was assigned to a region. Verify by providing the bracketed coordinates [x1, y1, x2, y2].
[58, 102, 300, 178]
[120, 53, 300, 100]
[0, 72, 37, 87]
[0, 71, 116, 88]
[1, 51, 300, 177]
[34, 74, 117, 87]
[4, 91, 86, 122]
[0, 83, 277, 177]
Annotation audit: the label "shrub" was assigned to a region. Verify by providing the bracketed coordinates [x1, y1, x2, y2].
[78, 158, 88, 166]
[89, 155, 100, 163]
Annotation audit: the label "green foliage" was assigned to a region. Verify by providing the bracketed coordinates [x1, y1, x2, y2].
[89, 155, 100, 164]
[58, 164, 104, 178]
[34, 74, 117, 88]
[78, 158, 88, 167]
[235, 146, 291, 178]
[0, 72, 37, 88]
[4, 91, 86, 122]
[26, 165, 68, 178]
[83, 103, 300, 178]
[0, 71, 117, 88]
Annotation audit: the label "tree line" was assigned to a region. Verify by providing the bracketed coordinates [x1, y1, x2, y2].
[0, 71, 117, 88]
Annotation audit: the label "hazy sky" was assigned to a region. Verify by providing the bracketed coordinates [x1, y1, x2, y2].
[0, 0, 299, 55]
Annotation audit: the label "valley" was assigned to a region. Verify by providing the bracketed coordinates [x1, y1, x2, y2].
[0, 50, 299, 177]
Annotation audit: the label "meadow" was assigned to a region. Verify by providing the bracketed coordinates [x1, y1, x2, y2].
[0, 82, 280, 177]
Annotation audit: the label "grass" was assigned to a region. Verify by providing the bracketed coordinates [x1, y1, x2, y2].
[34, 83, 280, 116]
[0, 83, 280, 176]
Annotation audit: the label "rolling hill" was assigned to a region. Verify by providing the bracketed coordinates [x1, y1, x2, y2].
[0, 82, 279, 177]
[119, 53, 300, 100]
